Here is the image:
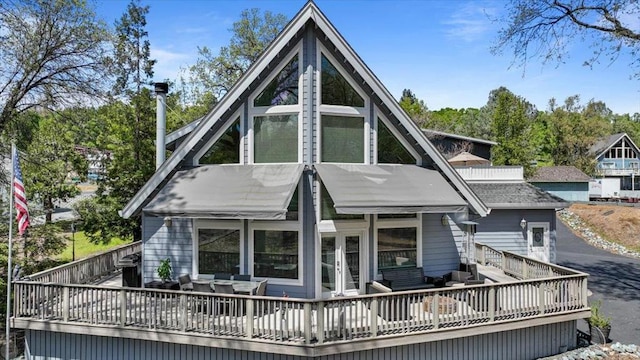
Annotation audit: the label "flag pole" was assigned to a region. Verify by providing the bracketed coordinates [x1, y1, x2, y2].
[5, 143, 16, 360]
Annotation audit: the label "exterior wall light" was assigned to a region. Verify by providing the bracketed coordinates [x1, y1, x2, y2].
[520, 218, 527, 229]
[164, 217, 173, 228]
[441, 215, 449, 226]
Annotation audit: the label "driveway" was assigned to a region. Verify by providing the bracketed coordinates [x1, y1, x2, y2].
[555, 218, 640, 344]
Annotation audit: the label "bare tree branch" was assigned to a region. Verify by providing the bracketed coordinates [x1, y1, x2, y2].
[493, 0, 640, 78]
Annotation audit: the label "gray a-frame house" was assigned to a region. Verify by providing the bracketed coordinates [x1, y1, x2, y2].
[14, 3, 589, 359]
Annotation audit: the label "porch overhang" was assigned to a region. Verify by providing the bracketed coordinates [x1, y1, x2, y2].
[315, 164, 468, 214]
[143, 164, 303, 220]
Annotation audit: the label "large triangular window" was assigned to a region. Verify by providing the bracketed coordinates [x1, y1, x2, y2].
[254, 54, 299, 107]
[199, 118, 240, 164]
[321, 54, 364, 107]
[377, 118, 416, 164]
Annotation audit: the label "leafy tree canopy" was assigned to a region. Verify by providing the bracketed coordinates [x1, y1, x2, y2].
[0, 0, 110, 134]
[179, 8, 288, 102]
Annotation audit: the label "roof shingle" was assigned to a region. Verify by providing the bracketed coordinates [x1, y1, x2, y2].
[527, 166, 591, 183]
[469, 182, 568, 209]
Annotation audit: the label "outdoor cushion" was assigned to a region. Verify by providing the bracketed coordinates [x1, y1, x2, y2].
[381, 267, 435, 291]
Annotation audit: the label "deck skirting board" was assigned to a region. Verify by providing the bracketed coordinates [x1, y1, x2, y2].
[23, 317, 581, 359]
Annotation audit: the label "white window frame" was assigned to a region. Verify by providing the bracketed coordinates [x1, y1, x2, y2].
[374, 110, 421, 165]
[248, 45, 303, 164]
[373, 214, 422, 279]
[192, 109, 244, 166]
[192, 219, 244, 280]
[248, 182, 303, 286]
[316, 42, 370, 164]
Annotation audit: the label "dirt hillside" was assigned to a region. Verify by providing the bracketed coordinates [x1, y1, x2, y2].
[569, 203, 640, 252]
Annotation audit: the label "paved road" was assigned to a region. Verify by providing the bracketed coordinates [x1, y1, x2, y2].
[555, 219, 640, 344]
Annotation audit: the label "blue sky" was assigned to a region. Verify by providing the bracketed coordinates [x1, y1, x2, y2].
[95, 0, 640, 115]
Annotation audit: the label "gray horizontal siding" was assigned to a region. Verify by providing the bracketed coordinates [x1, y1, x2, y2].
[533, 182, 589, 202]
[24, 320, 577, 360]
[422, 214, 464, 276]
[474, 209, 557, 263]
[142, 215, 193, 284]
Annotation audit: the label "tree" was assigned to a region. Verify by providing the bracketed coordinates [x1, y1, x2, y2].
[494, 0, 640, 78]
[23, 114, 87, 223]
[490, 89, 536, 175]
[547, 95, 612, 174]
[180, 8, 288, 101]
[78, 1, 157, 243]
[399, 89, 430, 128]
[0, 0, 110, 134]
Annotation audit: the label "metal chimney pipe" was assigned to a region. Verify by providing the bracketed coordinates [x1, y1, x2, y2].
[154, 82, 169, 170]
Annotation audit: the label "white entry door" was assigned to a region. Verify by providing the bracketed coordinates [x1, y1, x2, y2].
[527, 222, 550, 262]
[321, 232, 363, 298]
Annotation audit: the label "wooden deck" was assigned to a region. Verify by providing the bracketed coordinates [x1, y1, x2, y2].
[11, 242, 591, 356]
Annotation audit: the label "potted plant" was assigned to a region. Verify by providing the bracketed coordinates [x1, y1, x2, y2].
[157, 258, 172, 284]
[588, 300, 611, 344]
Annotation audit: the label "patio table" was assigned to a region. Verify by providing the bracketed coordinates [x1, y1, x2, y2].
[210, 279, 261, 295]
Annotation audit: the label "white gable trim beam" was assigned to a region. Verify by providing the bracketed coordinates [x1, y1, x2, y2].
[316, 164, 467, 214]
[143, 164, 303, 220]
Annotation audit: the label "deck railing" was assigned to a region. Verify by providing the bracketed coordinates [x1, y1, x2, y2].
[13, 274, 588, 346]
[475, 242, 579, 280]
[26, 242, 141, 284]
[13, 241, 588, 347]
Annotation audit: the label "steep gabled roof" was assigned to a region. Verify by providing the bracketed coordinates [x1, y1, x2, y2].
[121, 1, 489, 218]
[527, 166, 591, 183]
[590, 133, 640, 157]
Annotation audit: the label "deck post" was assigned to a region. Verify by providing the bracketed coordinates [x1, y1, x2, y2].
[303, 302, 311, 344]
[581, 278, 589, 307]
[538, 282, 546, 315]
[477, 245, 485, 265]
[62, 287, 70, 322]
[316, 301, 325, 344]
[120, 289, 127, 326]
[488, 287, 495, 322]
[432, 294, 439, 328]
[370, 298, 378, 337]
[246, 299, 254, 339]
[180, 294, 187, 332]
[522, 259, 528, 279]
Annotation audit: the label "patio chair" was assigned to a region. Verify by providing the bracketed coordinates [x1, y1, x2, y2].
[214, 283, 235, 315]
[366, 281, 411, 321]
[178, 274, 194, 291]
[214, 273, 232, 280]
[233, 274, 251, 281]
[254, 279, 268, 296]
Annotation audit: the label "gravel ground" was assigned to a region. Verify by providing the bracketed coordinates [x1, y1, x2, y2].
[539, 343, 640, 359]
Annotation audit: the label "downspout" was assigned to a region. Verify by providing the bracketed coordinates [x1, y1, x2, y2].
[155, 82, 169, 170]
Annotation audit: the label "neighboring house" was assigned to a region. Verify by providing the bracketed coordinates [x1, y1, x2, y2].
[74, 145, 110, 180]
[527, 166, 591, 202]
[14, 3, 588, 359]
[591, 133, 640, 193]
[422, 129, 496, 161]
[456, 166, 568, 263]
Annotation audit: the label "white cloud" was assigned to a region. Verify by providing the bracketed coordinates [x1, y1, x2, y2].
[151, 48, 194, 82]
[444, 2, 497, 42]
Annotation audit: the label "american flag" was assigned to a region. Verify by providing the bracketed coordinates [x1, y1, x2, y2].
[13, 147, 29, 235]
